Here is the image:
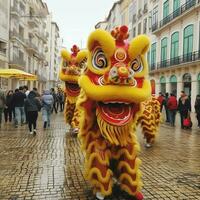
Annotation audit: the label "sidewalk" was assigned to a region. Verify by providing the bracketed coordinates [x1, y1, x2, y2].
[0, 113, 199, 199]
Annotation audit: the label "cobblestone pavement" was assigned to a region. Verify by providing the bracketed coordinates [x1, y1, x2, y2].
[0, 113, 200, 200]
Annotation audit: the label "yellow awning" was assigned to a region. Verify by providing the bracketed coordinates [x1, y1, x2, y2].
[0, 69, 37, 81]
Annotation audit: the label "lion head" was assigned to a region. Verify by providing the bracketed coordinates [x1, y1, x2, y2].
[79, 26, 151, 146]
[59, 45, 87, 98]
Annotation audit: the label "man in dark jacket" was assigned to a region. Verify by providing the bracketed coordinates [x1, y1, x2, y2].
[50, 88, 57, 114]
[25, 91, 41, 134]
[195, 94, 200, 128]
[12, 86, 26, 127]
[178, 91, 191, 129]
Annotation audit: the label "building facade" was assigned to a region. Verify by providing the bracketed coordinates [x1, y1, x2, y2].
[46, 15, 61, 89]
[0, 0, 10, 89]
[95, 0, 200, 111]
[9, 0, 49, 92]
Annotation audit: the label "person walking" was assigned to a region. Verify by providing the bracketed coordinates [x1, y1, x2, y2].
[57, 91, 64, 112]
[41, 90, 54, 129]
[50, 88, 57, 114]
[194, 94, 200, 128]
[24, 91, 41, 134]
[164, 92, 170, 123]
[178, 91, 191, 129]
[4, 90, 14, 123]
[167, 93, 178, 127]
[12, 86, 26, 127]
[157, 92, 164, 112]
[0, 89, 6, 127]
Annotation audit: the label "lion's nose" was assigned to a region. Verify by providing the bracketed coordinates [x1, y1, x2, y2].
[118, 66, 128, 78]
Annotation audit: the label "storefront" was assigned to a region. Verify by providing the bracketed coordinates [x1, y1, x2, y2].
[183, 73, 191, 96]
[198, 73, 200, 95]
[170, 75, 177, 96]
[160, 76, 166, 94]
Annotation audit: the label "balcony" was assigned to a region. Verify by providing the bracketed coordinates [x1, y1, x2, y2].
[26, 40, 38, 53]
[10, 30, 26, 45]
[9, 56, 26, 70]
[28, 17, 38, 28]
[152, 0, 198, 33]
[0, 49, 6, 57]
[150, 51, 200, 72]
[11, 6, 20, 17]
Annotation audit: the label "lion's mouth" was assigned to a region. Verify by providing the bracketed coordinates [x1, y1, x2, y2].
[97, 102, 139, 126]
[65, 82, 80, 96]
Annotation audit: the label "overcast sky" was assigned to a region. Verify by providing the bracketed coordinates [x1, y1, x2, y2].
[44, 0, 116, 49]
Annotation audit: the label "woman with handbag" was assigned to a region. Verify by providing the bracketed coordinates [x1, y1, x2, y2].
[178, 91, 191, 129]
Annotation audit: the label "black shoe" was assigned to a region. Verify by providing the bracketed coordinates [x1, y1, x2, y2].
[43, 121, 47, 129]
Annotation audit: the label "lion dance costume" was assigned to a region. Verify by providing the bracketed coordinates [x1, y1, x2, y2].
[77, 26, 151, 200]
[138, 96, 161, 148]
[59, 45, 87, 134]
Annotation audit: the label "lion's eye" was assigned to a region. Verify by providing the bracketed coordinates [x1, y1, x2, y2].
[92, 48, 108, 70]
[130, 58, 143, 72]
[63, 60, 68, 68]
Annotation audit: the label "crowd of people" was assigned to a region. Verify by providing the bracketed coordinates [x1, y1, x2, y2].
[0, 86, 65, 134]
[157, 91, 200, 129]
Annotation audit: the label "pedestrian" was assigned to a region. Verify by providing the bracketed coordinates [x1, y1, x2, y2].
[0, 88, 6, 127]
[194, 94, 200, 128]
[41, 90, 54, 129]
[50, 88, 57, 113]
[23, 85, 30, 97]
[57, 90, 64, 112]
[24, 91, 41, 134]
[4, 90, 14, 123]
[178, 91, 191, 129]
[157, 92, 165, 112]
[167, 93, 178, 127]
[33, 87, 40, 97]
[163, 92, 170, 122]
[12, 86, 26, 127]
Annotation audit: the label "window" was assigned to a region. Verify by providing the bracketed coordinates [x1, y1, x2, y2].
[173, 0, 180, 11]
[133, 27, 136, 37]
[147, 51, 150, 64]
[161, 37, 168, 62]
[129, 4, 134, 24]
[143, 18, 147, 34]
[152, 6, 158, 25]
[183, 24, 193, 59]
[138, 22, 141, 34]
[171, 32, 179, 63]
[151, 43, 156, 69]
[198, 73, 200, 95]
[163, 0, 169, 18]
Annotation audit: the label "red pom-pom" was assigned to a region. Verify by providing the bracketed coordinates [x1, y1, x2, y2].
[135, 192, 144, 200]
[120, 25, 128, 33]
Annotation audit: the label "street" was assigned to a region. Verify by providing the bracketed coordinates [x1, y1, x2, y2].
[0, 113, 200, 200]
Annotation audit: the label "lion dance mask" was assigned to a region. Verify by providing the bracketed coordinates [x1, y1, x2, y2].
[77, 26, 151, 200]
[59, 45, 87, 133]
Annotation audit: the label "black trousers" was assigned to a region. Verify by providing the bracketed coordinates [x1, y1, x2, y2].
[4, 108, 13, 122]
[27, 111, 38, 132]
[52, 103, 57, 113]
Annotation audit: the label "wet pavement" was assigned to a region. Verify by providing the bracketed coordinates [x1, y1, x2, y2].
[0, 113, 200, 200]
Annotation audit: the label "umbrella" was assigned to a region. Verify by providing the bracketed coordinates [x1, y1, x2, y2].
[0, 69, 37, 80]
